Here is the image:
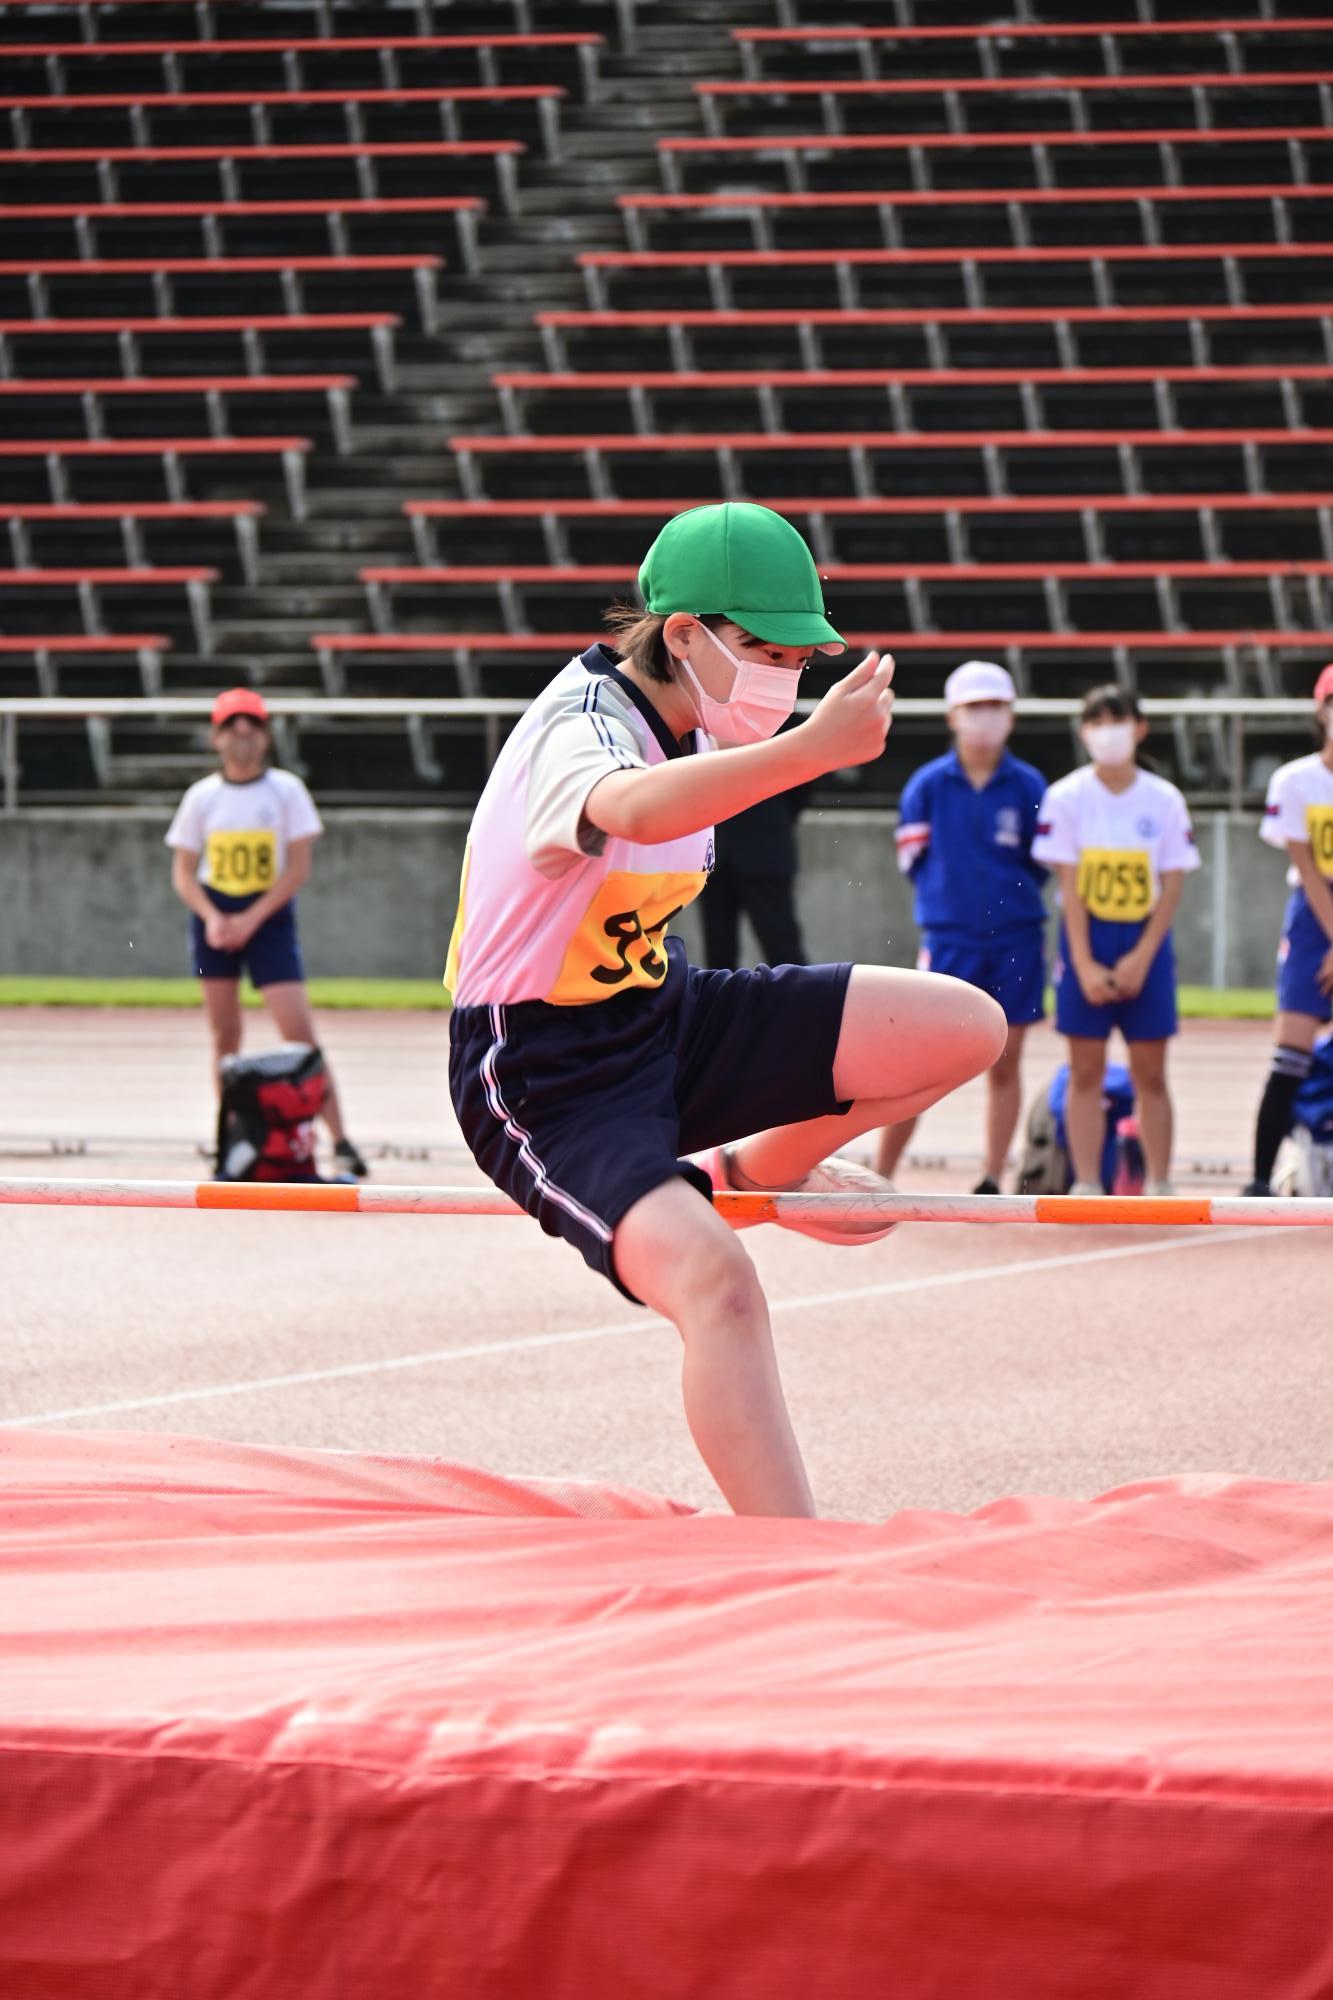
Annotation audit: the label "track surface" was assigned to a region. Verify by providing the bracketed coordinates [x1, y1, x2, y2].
[2, 1007, 1322, 1520]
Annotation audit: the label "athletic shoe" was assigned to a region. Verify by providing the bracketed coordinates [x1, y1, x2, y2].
[972, 1176, 1001, 1196]
[778, 1156, 899, 1243]
[1067, 1180, 1104, 1197]
[692, 1147, 897, 1242]
[1241, 1178, 1273, 1197]
[334, 1138, 370, 1177]
[1143, 1178, 1176, 1197]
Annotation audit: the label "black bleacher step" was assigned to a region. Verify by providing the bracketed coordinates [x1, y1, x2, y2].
[261, 520, 411, 556]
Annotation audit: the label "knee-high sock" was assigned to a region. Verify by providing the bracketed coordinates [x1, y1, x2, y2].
[1252, 1045, 1314, 1185]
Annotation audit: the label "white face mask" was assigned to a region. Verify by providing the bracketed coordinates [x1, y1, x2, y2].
[952, 707, 1011, 750]
[675, 625, 802, 745]
[1084, 720, 1138, 768]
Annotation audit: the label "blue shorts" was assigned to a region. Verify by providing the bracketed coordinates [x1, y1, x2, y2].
[190, 889, 305, 988]
[1276, 891, 1333, 1023]
[448, 938, 853, 1301]
[1053, 918, 1178, 1042]
[918, 927, 1045, 1028]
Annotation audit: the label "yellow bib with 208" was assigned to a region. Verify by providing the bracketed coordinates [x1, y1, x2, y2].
[1077, 847, 1153, 922]
[1306, 804, 1333, 878]
[206, 828, 277, 892]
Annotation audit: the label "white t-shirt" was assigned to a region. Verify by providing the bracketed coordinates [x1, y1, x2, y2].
[1259, 751, 1333, 888]
[1031, 765, 1199, 924]
[445, 646, 714, 1008]
[165, 768, 322, 896]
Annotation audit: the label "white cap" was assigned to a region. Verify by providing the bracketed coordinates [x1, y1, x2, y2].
[944, 659, 1016, 707]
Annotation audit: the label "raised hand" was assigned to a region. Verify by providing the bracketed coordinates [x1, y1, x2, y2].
[802, 650, 896, 772]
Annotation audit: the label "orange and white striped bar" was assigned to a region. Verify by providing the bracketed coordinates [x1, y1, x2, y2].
[2, 1176, 1332, 1227]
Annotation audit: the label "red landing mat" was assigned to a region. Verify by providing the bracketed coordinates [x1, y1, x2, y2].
[2, 1430, 1332, 2000]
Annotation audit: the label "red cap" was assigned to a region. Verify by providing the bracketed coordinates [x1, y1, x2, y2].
[210, 687, 269, 727]
[1314, 663, 1333, 707]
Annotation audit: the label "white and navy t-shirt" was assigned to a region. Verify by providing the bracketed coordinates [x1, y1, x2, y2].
[165, 768, 322, 897]
[1260, 752, 1333, 889]
[446, 646, 714, 1009]
[1031, 765, 1199, 925]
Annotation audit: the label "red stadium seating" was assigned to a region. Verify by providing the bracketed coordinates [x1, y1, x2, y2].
[490, 361, 1333, 436]
[403, 493, 1333, 569]
[0, 374, 357, 451]
[7, 140, 528, 215]
[0, 630, 170, 696]
[656, 126, 1332, 196]
[0, 315, 399, 388]
[577, 241, 1333, 313]
[0, 565, 216, 651]
[4, 89, 566, 163]
[0, 436, 310, 515]
[534, 302, 1333, 371]
[0, 256, 444, 331]
[2, 499, 262, 580]
[0, 197, 487, 270]
[616, 184, 1333, 256]
[0, 30, 604, 96]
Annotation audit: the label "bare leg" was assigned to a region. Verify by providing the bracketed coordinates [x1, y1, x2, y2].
[614, 1177, 815, 1517]
[984, 1023, 1028, 1185]
[1126, 1038, 1173, 1185]
[262, 980, 348, 1142]
[200, 978, 243, 1093]
[732, 965, 1006, 1190]
[1065, 1036, 1108, 1186]
[874, 1112, 918, 1181]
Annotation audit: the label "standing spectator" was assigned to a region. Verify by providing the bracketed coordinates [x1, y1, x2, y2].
[165, 687, 368, 1177]
[701, 780, 808, 969]
[876, 660, 1048, 1193]
[1030, 685, 1200, 1196]
[1244, 662, 1333, 1194]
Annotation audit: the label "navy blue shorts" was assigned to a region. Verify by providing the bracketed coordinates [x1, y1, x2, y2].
[190, 890, 305, 988]
[448, 938, 853, 1300]
[1276, 891, 1333, 1023]
[1053, 918, 1177, 1042]
[919, 927, 1045, 1028]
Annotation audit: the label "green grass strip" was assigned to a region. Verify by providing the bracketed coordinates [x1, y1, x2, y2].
[0, 975, 451, 1010]
[0, 975, 1279, 1018]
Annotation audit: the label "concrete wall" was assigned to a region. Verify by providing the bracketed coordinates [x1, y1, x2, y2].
[0, 806, 1292, 988]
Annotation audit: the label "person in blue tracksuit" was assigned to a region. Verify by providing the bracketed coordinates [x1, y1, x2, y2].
[876, 660, 1049, 1193]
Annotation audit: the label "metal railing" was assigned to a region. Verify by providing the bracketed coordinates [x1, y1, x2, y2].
[0, 693, 1316, 815]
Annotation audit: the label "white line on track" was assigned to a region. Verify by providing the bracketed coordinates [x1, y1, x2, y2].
[2, 1227, 1271, 1430]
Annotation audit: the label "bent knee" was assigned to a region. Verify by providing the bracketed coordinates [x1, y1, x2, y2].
[939, 978, 1007, 1076]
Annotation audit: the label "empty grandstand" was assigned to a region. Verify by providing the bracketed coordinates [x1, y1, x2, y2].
[0, 0, 1328, 815]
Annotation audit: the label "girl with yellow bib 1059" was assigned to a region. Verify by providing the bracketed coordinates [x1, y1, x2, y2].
[165, 686, 368, 1177]
[1031, 685, 1200, 1196]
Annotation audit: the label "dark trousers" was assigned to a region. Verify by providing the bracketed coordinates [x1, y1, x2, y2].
[701, 861, 806, 969]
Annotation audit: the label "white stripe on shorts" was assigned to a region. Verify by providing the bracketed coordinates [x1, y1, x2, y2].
[480, 1004, 613, 1243]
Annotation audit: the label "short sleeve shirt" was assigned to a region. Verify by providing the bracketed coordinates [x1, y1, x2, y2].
[165, 768, 322, 896]
[895, 749, 1048, 937]
[445, 645, 714, 1008]
[1031, 765, 1199, 922]
[1260, 752, 1333, 888]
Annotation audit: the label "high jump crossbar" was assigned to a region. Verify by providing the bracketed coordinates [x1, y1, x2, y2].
[1, 1177, 1331, 1227]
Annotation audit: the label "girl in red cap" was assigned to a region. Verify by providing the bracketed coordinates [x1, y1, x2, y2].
[166, 687, 367, 1176]
[1246, 663, 1333, 1193]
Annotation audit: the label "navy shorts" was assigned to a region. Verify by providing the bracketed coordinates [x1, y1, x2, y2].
[919, 927, 1045, 1028]
[1276, 891, 1333, 1023]
[448, 938, 853, 1300]
[1053, 918, 1177, 1042]
[190, 889, 305, 988]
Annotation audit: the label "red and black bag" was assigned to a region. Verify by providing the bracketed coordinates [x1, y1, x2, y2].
[215, 1043, 328, 1182]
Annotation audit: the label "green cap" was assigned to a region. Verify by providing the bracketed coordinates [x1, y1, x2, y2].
[638, 502, 845, 652]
